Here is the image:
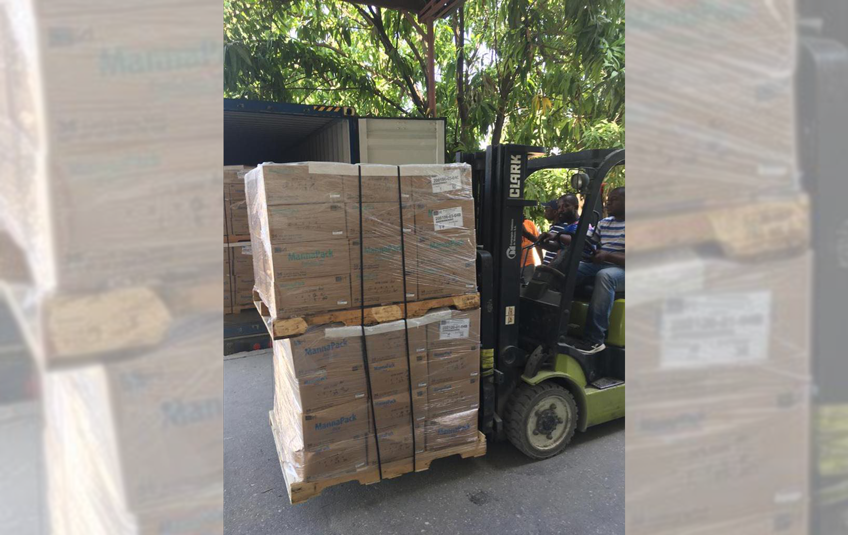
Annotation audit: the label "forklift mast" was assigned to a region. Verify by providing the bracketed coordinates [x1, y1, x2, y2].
[458, 145, 624, 437]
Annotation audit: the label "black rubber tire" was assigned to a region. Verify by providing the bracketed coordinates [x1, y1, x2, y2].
[504, 382, 578, 460]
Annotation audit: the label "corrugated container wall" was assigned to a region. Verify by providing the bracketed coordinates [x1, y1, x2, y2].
[359, 118, 445, 165]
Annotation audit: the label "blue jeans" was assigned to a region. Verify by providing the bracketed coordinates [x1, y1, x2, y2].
[575, 262, 625, 344]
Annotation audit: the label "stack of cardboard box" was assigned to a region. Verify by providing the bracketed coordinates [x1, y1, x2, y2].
[246, 162, 482, 500]
[1, 0, 224, 531]
[270, 307, 480, 491]
[626, 1, 810, 532]
[244, 162, 476, 320]
[224, 165, 255, 313]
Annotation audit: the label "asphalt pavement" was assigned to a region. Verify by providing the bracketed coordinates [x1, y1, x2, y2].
[0, 403, 45, 535]
[224, 349, 624, 535]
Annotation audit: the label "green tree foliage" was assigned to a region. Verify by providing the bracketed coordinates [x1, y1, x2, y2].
[224, 0, 624, 229]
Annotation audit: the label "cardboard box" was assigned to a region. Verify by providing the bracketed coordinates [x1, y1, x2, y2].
[627, 0, 796, 82]
[36, 2, 224, 155]
[279, 328, 364, 378]
[375, 424, 414, 463]
[294, 365, 368, 413]
[425, 409, 478, 451]
[626, 385, 810, 532]
[362, 319, 428, 366]
[373, 391, 412, 431]
[415, 230, 476, 265]
[223, 275, 233, 314]
[8, 140, 224, 291]
[270, 240, 350, 279]
[228, 183, 250, 236]
[266, 203, 347, 244]
[627, 251, 810, 379]
[351, 271, 409, 307]
[346, 202, 415, 238]
[42, 331, 225, 513]
[368, 357, 410, 398]
[224, 165, 250, 184]
[425, 308, 482, 352]
[401, 164, 474, 204]
[275, 275, 352, 318]
[627, 77, 798, 214]
[230, 243, 253, 276]
[295, 437, 371, 482]
[350, 235, 418, 274]
[627, 503, 809, 535]
[256, 163, 345, 205]
[299, 399, 371, 449]
[413, 199, 476, 234]
[428, 377, 479, 417]
[342, 165, 413, 203]
[233, 276, 254, 307]
[428, 348, 480, 385]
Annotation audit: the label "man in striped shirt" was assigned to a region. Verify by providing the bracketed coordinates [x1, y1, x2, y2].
[571, 187, 625, 355]
[541, 194, 596, 264]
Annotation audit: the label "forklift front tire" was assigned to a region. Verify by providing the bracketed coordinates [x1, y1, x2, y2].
[504, 382, 578, 460]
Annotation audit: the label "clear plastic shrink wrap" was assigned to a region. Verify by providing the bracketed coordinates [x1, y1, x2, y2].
[43, 323, 224, 534]
[271, 307, 480, 489]
[627, 0, 799, 215]
[244, 163, 477, 320]
[626, 248, 812, 534]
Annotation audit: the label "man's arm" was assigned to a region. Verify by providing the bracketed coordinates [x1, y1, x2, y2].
[592, 250, 625, 267]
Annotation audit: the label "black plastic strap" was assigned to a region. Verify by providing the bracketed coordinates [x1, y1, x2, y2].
[357, 166, 383, 480]
[396, 166, 417, 472]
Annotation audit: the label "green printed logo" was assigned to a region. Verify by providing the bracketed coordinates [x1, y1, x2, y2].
[288, 249, 334, 261]
[100, 41, 221, 76]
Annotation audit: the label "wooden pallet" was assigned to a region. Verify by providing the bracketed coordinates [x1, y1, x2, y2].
[269, 411, 487, 504]
[628, 194, 809, 259]
[254, 290, 480, 339]
[10, 278, 222, 364]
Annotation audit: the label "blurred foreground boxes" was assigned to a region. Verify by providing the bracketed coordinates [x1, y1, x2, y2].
[0, 0, 224, 532]
[626, 1, 810, 530]
[0, 2, 222, 296]
[627, 0, 799, 215]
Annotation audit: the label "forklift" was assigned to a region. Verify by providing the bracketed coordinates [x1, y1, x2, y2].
[458, 145, 625, 459]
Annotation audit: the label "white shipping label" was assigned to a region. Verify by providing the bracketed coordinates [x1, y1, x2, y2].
[433, 207, 464, 231]
[432, 173, 462, 193]
[241, 245, 253, 255]
[660, 291, 772, 369]
[439, 319, 470, 340]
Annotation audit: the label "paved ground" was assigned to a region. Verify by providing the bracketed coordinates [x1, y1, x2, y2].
[225, 350, 624, 535]
[0, 404, 44, 535]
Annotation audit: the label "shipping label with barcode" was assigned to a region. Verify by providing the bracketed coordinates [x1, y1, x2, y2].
[439, 319, 470, 340]
[433, 207, 464, 231]
[432, 174, 462, 193]
[660, 291, 772, 369]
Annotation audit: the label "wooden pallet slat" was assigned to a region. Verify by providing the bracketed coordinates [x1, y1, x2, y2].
[254, 290, 480, 339]
[270, 410, 487, 504]
[628, 194, 809, 259]
[20, 281, 233, 362]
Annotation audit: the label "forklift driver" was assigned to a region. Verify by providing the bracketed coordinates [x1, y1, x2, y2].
[540, 194, 596, 265]
[570, 186, 625, 356]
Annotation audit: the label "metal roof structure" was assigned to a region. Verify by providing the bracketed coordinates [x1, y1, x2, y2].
[343, 0, 466, 117]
